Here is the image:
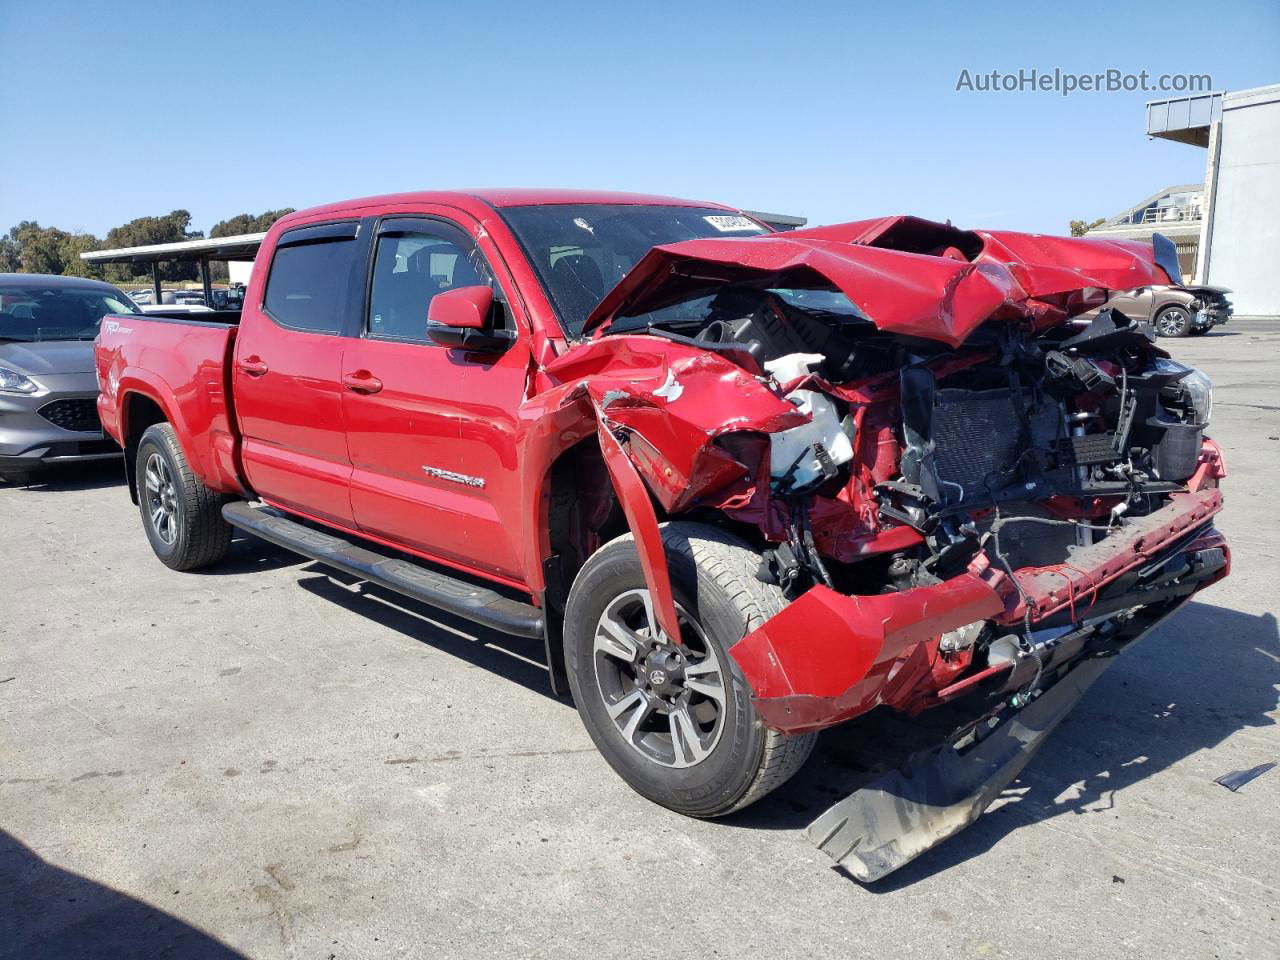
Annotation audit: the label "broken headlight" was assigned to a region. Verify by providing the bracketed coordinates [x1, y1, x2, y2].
[1180, 367, 1213, 426]
[1154, 358, 1213, 427]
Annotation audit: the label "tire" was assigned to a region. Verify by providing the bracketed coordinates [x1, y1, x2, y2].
[564, 521, 816, 818]
[135, 423, 231, 571]
[1155, 305, 1192, 338]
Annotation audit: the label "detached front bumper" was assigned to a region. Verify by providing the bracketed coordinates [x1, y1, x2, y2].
[731, 488, 1227, 735]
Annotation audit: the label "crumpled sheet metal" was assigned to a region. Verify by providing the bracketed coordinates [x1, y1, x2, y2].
[583, 216, 1176, 348]
[546, 336, 804, 513]
[730, 577, 1005, 734]
[532, 336, 813, 643]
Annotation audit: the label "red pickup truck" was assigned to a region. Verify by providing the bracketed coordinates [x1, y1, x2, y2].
[96, 189, 1229, 880]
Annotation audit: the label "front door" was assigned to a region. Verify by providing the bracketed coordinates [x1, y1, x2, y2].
[234, 221, 364, 528]
[341, 214, 530, 584]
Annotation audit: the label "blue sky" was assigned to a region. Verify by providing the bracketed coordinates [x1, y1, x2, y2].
[1, 0, 1276, 237]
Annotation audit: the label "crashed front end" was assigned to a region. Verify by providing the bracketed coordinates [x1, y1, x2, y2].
[556, 216, 1229, 877]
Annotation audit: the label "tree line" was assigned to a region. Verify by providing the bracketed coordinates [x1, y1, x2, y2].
[0, 209, 294, 283]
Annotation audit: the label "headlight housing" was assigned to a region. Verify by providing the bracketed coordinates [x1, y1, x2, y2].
[0, 366, 39, 395]
[1181, 367, 1213, 426]
[1153, 358, 1213, 427]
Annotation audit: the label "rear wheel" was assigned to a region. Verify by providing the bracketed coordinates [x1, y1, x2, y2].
[135, 423, 231, 571]
[564, 522, 815, 817]
[1155, 305, 1192, 338]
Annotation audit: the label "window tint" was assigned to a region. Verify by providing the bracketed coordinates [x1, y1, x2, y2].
[263, 237, 355, 334]
[368, 228, 492, 342]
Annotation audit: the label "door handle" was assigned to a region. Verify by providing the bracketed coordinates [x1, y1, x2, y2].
[238, 356, 269, 377]
[342, 370, 383, 395]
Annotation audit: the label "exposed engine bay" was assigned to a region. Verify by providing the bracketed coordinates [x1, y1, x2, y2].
[611, 281, 1215, 601]
[555, 216, 1227, 732]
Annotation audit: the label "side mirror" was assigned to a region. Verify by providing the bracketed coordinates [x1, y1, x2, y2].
[426, 285, 515, 352]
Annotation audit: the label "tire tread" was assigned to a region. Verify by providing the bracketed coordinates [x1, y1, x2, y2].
[138, 423, 231, 571]
[657, 523, 816, 815]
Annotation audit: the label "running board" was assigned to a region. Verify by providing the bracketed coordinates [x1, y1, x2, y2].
[222, 502, 545, 639]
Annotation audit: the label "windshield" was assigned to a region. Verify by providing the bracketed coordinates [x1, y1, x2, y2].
[500, 204, 767, 336]
[0, 284, 140, 342]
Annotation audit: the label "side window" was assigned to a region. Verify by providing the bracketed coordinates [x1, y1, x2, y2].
[368, 223, 495, 343]
[263, 227, 357, 334]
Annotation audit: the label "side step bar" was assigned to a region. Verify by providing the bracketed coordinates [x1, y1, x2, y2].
[222, 502, 545, 639]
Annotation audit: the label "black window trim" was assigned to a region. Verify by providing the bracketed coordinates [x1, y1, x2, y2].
[261, 218, 363, 337]
[361, 214, 510, 347]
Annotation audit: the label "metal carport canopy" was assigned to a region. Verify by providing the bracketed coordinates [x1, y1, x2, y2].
[79, 232, 265, 265]
[80, 232, 265, 305]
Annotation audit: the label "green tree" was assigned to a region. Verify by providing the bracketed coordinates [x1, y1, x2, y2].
[59, 232, 105, 278]
[0, 221, 104, 278]
[102, 210, 202, 282]
[0, 232, 20, 272]
[207, 209, 293, 281]
[1069, 217, 1107, 237]
[209, 208, 295, 238]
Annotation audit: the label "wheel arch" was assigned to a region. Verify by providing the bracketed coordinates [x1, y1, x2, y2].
[120, 391, 171, 504]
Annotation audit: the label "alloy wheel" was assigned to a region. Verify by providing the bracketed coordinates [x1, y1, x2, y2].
[592, 589, 728, 768]
[1157, 307, 1190, 337]
[144, 453, 180, 546]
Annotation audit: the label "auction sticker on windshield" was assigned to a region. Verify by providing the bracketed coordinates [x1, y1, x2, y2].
[704, 215, 761, 232]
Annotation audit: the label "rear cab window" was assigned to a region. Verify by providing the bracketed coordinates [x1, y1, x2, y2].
[263, 222, 360, 335]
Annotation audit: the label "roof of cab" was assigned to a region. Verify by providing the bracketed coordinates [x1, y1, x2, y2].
[275, 188, 734, 227]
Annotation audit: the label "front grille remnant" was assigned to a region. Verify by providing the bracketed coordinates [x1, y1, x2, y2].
[38, 398, 102, 433]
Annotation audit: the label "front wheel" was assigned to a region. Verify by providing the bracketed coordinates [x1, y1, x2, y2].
[564, 522, 815, 818]
[135, 423, 231, 571]
[1155, 304, 1192, 338]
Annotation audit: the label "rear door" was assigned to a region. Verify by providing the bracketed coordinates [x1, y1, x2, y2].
[341, 212, 531, 584]
[234, 221, 366, 528]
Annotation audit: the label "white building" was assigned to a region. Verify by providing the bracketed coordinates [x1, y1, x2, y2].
[1145, 83, 1280, 317]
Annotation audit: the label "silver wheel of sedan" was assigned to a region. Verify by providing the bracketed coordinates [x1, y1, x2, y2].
[593, 589, 727, 769]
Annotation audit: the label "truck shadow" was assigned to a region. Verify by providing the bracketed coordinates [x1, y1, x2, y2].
[190, 533, 309, 576]
[295, 566, 560, 702]
[730, 599, 1279, 889]
[0, 829, 245, 959]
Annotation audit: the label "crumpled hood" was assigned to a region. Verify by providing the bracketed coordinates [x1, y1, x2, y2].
[0, 339, 97, 375]
[583, 216, 1178, 347]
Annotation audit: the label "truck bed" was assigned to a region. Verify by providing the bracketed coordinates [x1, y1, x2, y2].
[95, 312, 244, 494]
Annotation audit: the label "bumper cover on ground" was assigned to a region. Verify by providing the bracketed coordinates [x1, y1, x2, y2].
[805, 654, 1113, 882]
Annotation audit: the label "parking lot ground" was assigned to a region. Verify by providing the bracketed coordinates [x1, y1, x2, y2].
[2, 323, 1278, 960]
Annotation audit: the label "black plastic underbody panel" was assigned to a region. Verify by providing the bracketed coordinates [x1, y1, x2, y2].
[222, 502, 545, 639]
